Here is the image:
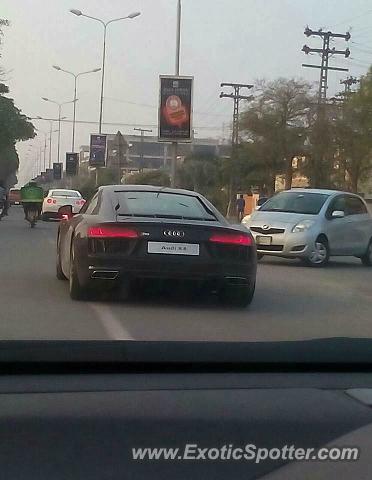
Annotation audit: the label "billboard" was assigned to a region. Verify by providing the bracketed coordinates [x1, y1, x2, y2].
[53, 163, 63, 180]
[65, 152, 79, 177]
[89, 134, 107, 167]
[158, 75, 193, 142]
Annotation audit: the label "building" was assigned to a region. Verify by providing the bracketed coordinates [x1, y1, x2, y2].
[79, 134, 231, 178]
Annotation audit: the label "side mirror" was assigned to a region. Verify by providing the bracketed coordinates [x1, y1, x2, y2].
[255, 206, 261, 211]
[332, 210, 345, 219]
[58, 205, 74, 221]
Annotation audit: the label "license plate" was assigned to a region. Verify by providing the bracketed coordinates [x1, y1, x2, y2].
[147, 242, 200, 256]
[256, 235, 272, 246]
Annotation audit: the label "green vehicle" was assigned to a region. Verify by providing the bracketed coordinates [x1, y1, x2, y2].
[20, 182, 44, 228]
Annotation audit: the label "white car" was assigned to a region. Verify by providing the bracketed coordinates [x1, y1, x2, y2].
[42, 189, 85, 221]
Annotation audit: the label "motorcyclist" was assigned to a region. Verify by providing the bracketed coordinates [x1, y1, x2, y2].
[20, 182, 44, 224]
[0, 181, 8, 217]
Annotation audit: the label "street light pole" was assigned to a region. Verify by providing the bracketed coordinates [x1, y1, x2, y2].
[73, 75, 78, 149]
[70, 9, 141, 134]
[37, 117, 54, 168]
[175, 0, 181, 76]
[99, 25, 107, 135]
[49, 122, 53, 168]
[57, 104, 62, 165]
[42, 98, 76, 167]
[53, 66, 100, 151]
[43, 133, 47, 171]
[171, 0, 182, 188]
[134, 128, 152, 172]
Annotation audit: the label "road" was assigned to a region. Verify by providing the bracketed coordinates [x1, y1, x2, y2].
[0, 206, 371, 341]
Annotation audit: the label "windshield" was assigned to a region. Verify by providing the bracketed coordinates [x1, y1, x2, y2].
[51, 191, 80, 198]
[2, 0, 372, 368]
[115, 191, 217, 220]
[260, 192, 329, 215]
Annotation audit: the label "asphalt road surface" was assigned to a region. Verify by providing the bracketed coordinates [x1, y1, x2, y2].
[0, 206, 371, 341]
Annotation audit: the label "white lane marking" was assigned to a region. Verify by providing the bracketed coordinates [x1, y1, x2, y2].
[89, 303, 134, 340]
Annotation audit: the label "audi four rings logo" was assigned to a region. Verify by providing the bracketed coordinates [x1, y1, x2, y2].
[163, 230, 185, 237]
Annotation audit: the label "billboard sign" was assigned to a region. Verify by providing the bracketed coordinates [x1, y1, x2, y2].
[65, 152, 79, 177]
[89, 134, 107, 167]
[53, 163, 63, 180]
[158, 75, 193, 142]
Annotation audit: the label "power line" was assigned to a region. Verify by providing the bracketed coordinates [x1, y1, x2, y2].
[30, 117, 222, 131]
[104, 96, 230, 117]
[327, 9, 372, 29]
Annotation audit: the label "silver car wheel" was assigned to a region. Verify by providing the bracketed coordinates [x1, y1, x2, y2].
[309, 242, 328, 265]
[368, 243, 372, 262]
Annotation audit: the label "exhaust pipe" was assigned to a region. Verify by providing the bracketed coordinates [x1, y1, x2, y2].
[91, 270, 119, 280]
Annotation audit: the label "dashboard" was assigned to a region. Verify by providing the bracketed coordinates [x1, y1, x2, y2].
[0, 369, 372, 479]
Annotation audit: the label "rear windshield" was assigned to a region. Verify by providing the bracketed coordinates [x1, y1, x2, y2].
[260, 191, 329, 215]
[114, 191, 217, 221]
[51, 191, 80, 198]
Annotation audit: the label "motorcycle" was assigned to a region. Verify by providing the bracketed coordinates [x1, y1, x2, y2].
[24, 203, 42, 228]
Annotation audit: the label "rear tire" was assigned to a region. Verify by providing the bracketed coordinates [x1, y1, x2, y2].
[257, 253, 264, 261]
[219, 281, 255, 308]
[42, 213, 50, 222]
[361, 240, 372, 267]
[56, 237, 67, 281]
[69, 242, 88, 301]
[303, 237, 329, 267]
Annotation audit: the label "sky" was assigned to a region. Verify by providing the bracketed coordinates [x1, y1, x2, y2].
[1, 0, 372, 184]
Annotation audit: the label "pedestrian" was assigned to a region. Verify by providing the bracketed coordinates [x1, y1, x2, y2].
[0, 181, 9, 216]
[236, 194, 246, 222]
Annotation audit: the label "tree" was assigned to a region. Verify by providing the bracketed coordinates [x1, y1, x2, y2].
[0, 20, 35, 183]
[0, 83, 35, 181]
[333, 71, 372, 192]
[125, 169, 170, 187]
[0, 19, 9, 80]
[240, 78, 312, 192]
[177, 154, 228, 212]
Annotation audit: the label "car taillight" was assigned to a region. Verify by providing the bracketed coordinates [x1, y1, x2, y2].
[209, 232, 253, 246]
[88, 226, 139, 239]
[53, 199, 57, 204]
[47, 198, 52, 204]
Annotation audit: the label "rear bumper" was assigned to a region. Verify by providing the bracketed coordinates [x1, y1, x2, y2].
[78, 254, 257, 287]
[43, 205, 81, 215]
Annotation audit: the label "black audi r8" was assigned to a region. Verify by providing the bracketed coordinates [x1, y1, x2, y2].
[56, 185, 257, 307]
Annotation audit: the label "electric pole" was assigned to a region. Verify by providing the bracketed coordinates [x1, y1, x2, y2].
[340, 76, 359, 95]
[114, 131, 127, 184]
[220, 82, 253, 218]
[302, 27, 351, 188]
[302, 27, 351, 104]
[134, 128, 153, 172]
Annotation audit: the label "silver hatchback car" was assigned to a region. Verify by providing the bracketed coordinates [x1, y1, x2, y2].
[242, 189, 372, 267]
